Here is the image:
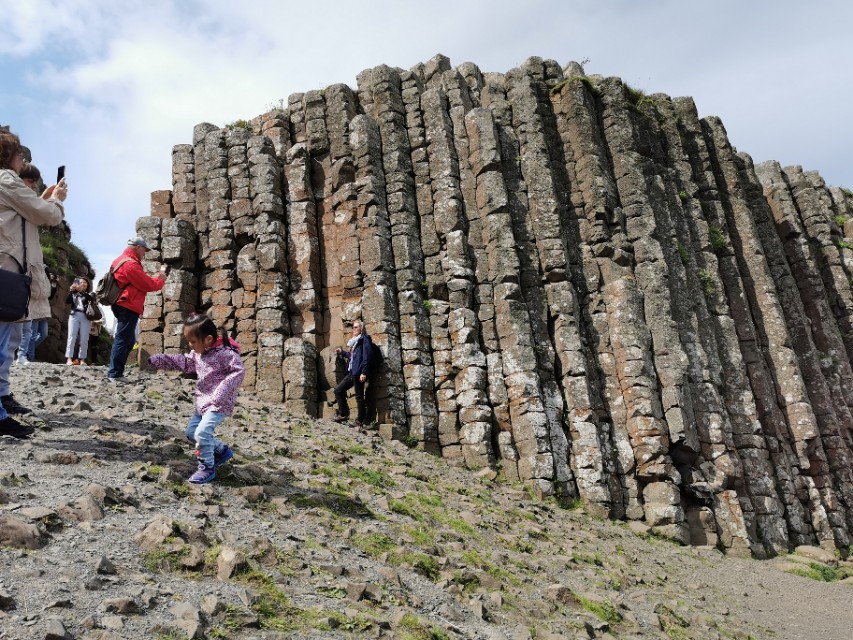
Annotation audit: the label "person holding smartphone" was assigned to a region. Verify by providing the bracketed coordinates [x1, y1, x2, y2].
[106, 237, 166, 383]
[65, 276, 95, 365]
[0, 130, 67, 436]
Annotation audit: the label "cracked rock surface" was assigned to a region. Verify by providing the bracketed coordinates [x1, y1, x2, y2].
[1, 362, 851, 639]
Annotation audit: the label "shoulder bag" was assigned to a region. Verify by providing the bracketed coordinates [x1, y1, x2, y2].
[0, 217, 32, 321]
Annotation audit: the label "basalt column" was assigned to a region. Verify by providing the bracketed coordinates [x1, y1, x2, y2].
[357, 66, 438, 449]
[549, 72, 638, 520]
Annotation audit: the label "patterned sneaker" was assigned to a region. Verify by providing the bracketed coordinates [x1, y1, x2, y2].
[1, 394, 32, 415]
[213, 445, 234, 468]
[188, 462, 216, 484]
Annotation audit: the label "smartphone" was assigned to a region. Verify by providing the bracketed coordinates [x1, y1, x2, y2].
[57, 165, 65, 183]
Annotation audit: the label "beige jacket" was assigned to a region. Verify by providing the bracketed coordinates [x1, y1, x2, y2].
[0, 169, 65, 320]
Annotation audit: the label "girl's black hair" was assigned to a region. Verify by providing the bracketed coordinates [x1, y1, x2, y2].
[184, 312, 232, 350]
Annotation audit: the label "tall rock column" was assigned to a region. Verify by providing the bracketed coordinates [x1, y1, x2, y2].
[597, 79, 688, 541]
[349, 114, 408, 431]
[358, 66, 438, 449]
[550, 72, 632, 518]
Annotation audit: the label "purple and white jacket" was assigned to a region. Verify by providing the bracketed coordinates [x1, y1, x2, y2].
[148, 338, 245, 416]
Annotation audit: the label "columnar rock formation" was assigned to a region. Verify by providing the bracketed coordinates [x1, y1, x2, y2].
[135, 56, 853, 557]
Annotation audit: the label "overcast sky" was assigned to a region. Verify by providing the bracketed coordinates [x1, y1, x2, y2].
[2, 0, 851, 281]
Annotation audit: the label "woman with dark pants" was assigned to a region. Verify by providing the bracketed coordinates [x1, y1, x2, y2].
[0, 131, 66, 436]
[333, 320, 375, 427]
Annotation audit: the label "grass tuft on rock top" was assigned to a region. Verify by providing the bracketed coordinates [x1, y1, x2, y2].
[399, 612, 451, 640]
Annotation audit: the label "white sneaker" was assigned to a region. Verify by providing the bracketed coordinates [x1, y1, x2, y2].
[107, 376, 130, 384]
[18, 357, 29, 365]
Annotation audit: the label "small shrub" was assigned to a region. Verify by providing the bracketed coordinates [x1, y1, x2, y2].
[786, 562, 843, 582]
[389, 496, 422, 520]
[411, 554, 440, 581]
[698, 269, 715, 295]
[708, 225, 727, 253]
[351, 532, 396, 557]
[347, 467, 394, 489]
[834, 214, 849, 228]
[40, 231, 90, 277]
[578, 595, 622, 624]
[678, 191, 689, 202]
[226, 119, 252, 131]
[833, 237, 853, 251]
[403, 435, 418, 449]
[422, 299, 433, 311]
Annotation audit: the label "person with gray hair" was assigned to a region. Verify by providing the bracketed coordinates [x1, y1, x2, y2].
[106, 237, 166, 382]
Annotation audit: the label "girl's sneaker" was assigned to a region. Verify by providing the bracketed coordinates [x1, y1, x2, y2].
[188, 462, 216, 484]
[214, 445, 234, 467]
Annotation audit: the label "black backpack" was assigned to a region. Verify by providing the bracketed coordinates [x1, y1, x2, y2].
[95, 258, 130, 305]
[366, 335, 383, 374]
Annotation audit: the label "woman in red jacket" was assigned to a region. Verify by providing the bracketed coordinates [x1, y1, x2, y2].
[106, 238, 166, 382]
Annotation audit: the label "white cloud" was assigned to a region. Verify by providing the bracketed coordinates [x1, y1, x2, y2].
[4, 0, 852, 283]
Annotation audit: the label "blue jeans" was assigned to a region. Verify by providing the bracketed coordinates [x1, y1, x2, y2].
[0, 322, 22, 404]
[108, 304, 139, 378]
[27, 319, 49, 361]
[18, 321, 32, 361]
[0, 322, 16, 420]
[185, 411, 227, 467]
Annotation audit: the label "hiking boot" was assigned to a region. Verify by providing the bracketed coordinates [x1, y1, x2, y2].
[188, 462, 216, 484]
[214, 445, 234, 468]
[333, 415, 349, 423]
[1, 394, 32, 415]
[0, 416, 34, 438]
[107, 376, 129, 384]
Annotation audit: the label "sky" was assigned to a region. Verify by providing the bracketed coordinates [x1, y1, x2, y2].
[2, 0, 851, 283]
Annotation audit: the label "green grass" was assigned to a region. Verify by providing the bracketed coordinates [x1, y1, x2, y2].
[786, 562, 844, 582]
[225, 119, 252, 131]
[351, 532, 397, 557]
[578, 595, 622, 624]
[833, 237, 853, 250]
[698, 269, 715, 295]
[398, 613, 451, 640]
[708, 224, 727, 253]
[347, 467, 395, 489]
[40, 230, 90, 277]
[834, 214, 849, 228]
[389, 496, 423, 520]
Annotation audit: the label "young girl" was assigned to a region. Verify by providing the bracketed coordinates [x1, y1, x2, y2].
[147, 313, 245, 484]
[65, 276, 95, 365]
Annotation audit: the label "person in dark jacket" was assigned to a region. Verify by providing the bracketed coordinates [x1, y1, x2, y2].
[65, 276, 95, 365]
[333, 320, 375, 427]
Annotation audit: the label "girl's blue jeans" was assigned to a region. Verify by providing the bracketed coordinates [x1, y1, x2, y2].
[185, 411, 226, 467]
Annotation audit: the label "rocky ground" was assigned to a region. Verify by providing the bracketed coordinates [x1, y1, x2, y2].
[1, 362, 851, 640]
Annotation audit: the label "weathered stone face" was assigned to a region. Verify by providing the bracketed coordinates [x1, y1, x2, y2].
[137, 56, 853, 556]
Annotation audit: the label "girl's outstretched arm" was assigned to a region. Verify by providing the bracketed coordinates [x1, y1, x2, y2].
[148, 353, 197, 374]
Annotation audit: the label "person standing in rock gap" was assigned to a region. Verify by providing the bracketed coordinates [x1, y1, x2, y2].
[0, 131, 66, 437]
[333, 320, 375, 428]
[65, 276, 95, 365]
[147, 313, 244, 484]
[106, 238, 166, 382]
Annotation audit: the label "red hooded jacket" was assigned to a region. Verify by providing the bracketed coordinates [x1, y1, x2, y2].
[111, 247, 165, 314]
